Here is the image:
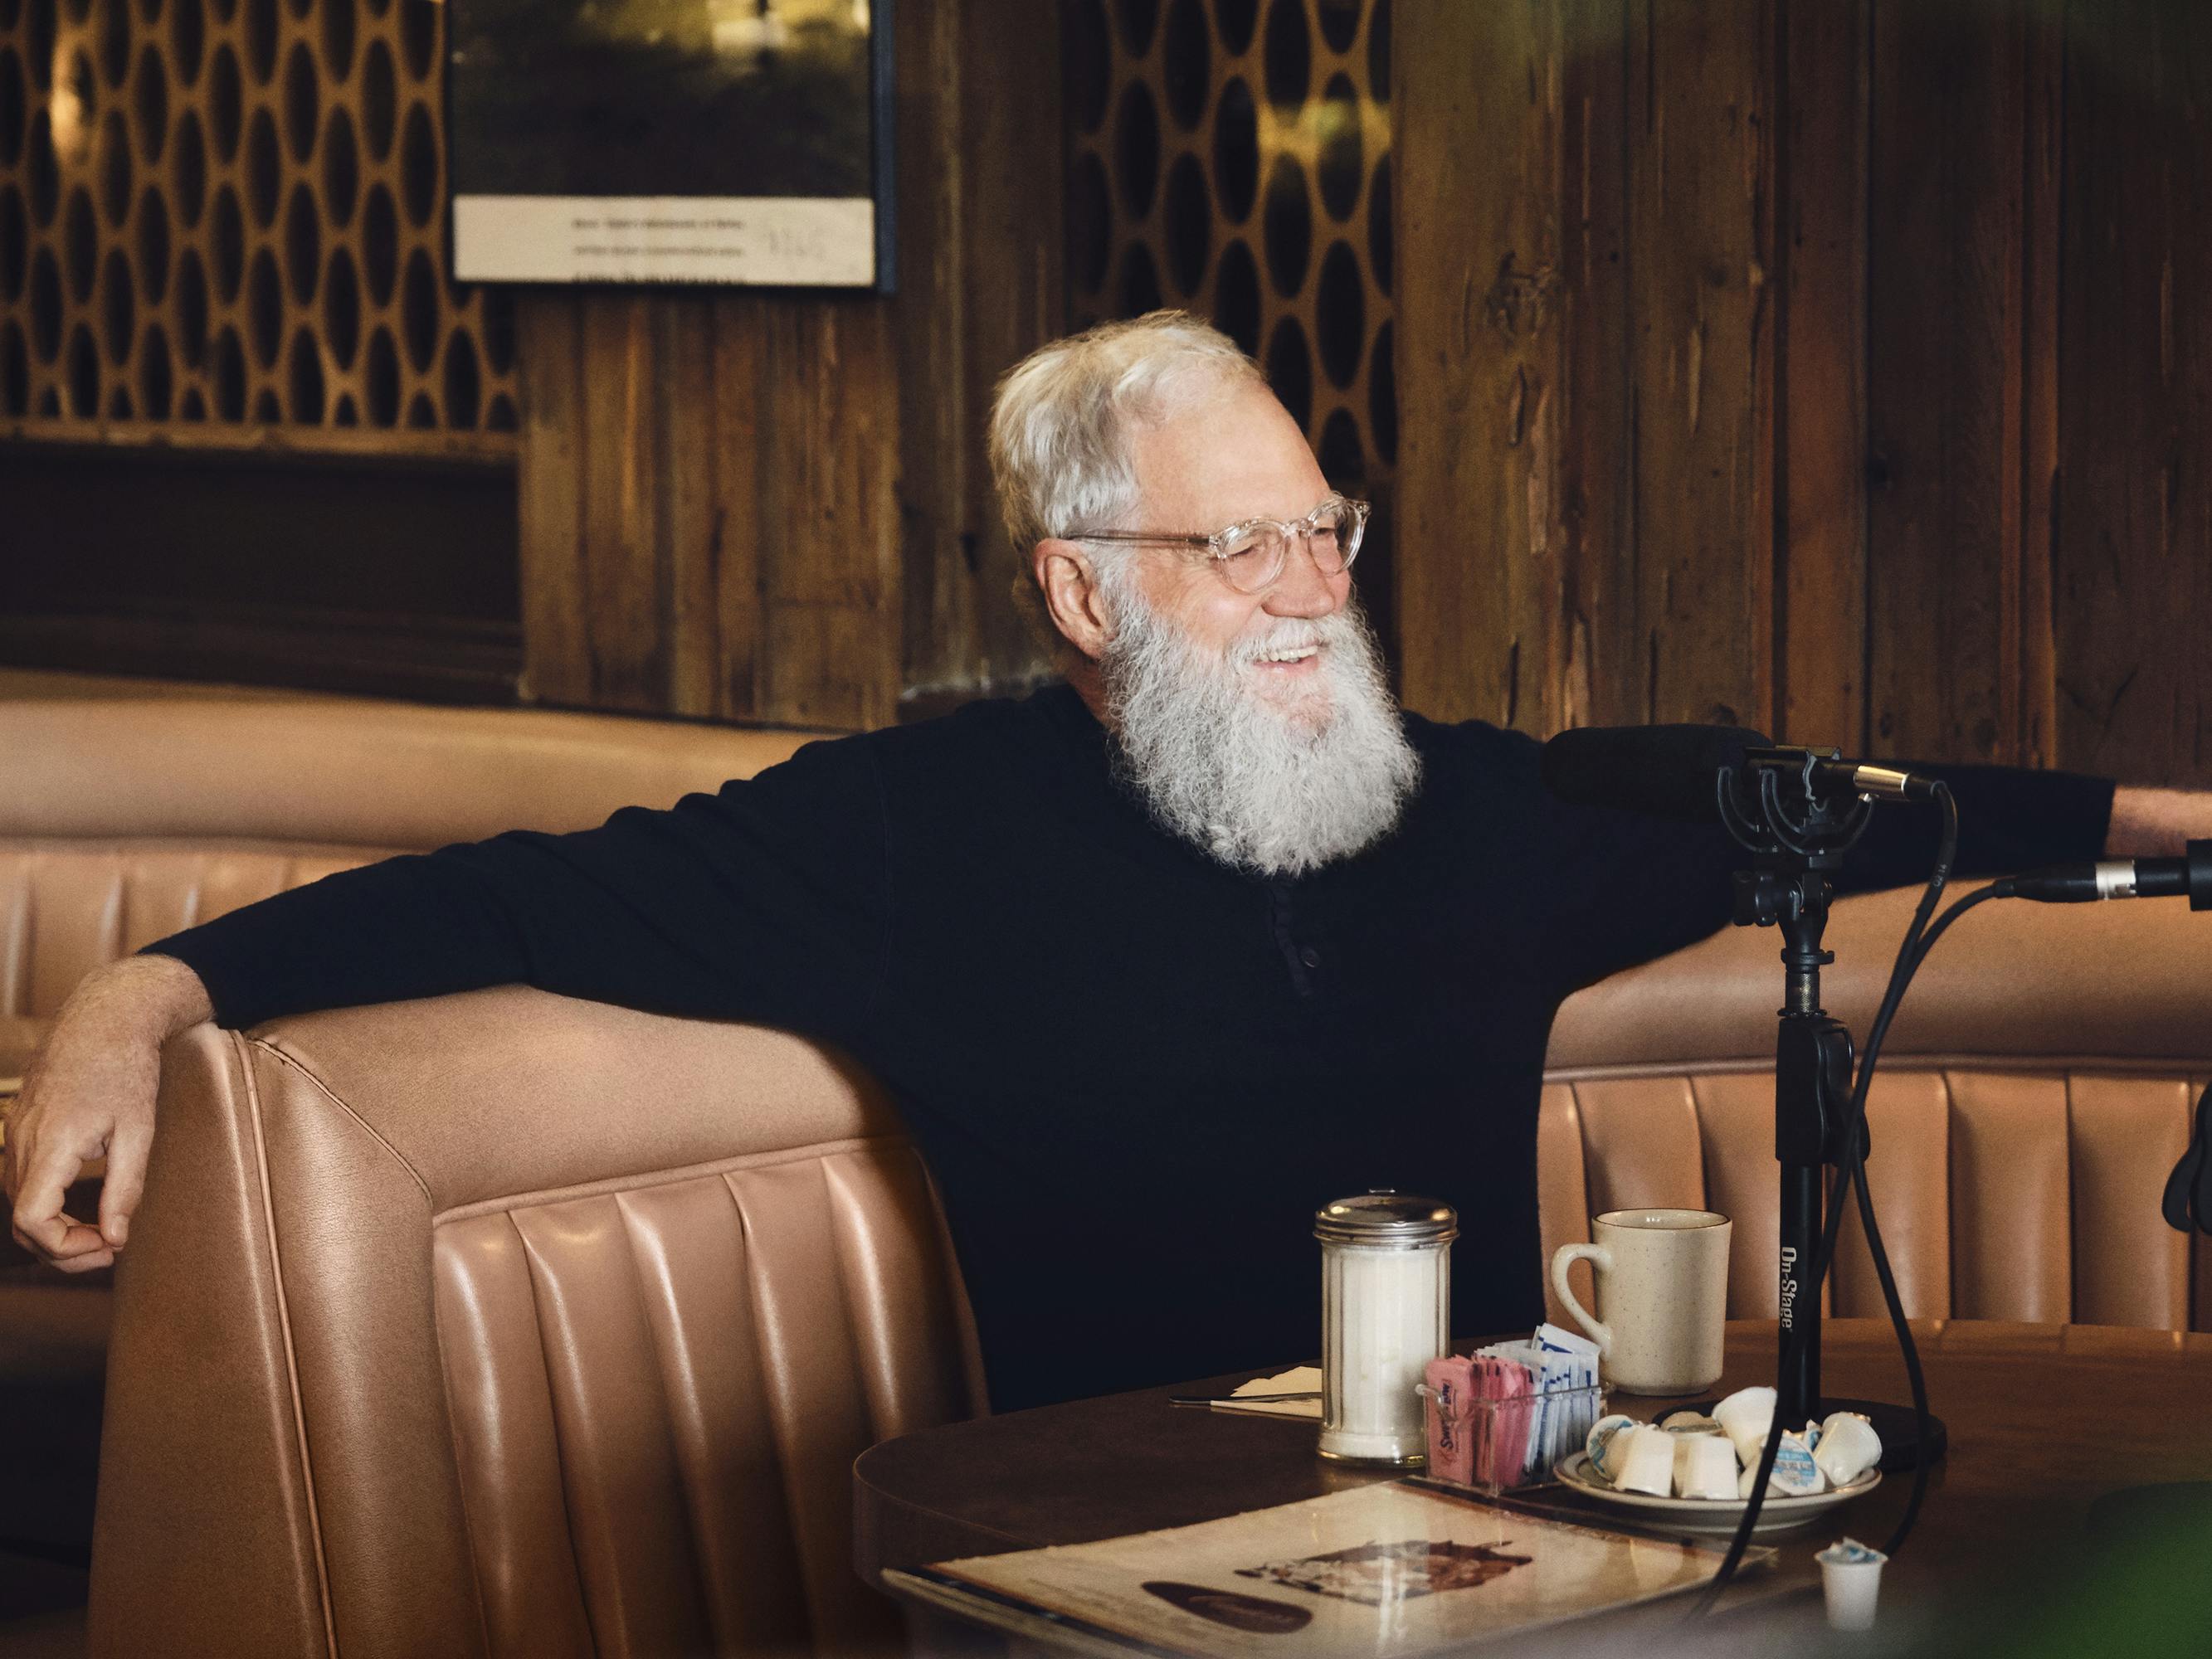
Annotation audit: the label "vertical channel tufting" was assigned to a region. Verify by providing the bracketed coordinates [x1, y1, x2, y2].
[1688, 1075, 1776, 1318]
[724, 1159, 904, 1659]
[119, 854, 206, 954]
[1830, 1073, 1952, 1321]
[818, 1146, 974, 1443]
[1949, 1071, 2071, 1321]
[1535, 1084, 1590, 1330]
[2067, 1075, 2192, 1329]
[432, 1214, 596, 1659]
[200, 854, 305, 924]
[509, 1195, 716, 1659]
[28, 854, 126, 1014]
[613, 1178, 813, 1658]
[1569, 1077, 1706, 1217]
[2196, 1078, 2212, 1335]
[0, 854, 29, 1016]
[0, 846, 388, 1019]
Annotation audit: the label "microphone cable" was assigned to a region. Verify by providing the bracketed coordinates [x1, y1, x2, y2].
[1693, 784, 1985, 1613]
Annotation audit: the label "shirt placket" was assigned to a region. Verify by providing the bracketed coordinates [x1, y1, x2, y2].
[1266, 882, 1326, 998]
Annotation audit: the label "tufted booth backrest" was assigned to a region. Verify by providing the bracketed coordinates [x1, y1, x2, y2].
[0, 696, 813, 1072]
[1539, 885, 2212, 1333]
[91, 992, 985, 1659]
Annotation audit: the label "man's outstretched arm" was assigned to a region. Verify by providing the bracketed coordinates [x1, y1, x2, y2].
[2, 732, 892, 1272]
[2107, 786, 2212, 857]
[4, 954, 212, 1272]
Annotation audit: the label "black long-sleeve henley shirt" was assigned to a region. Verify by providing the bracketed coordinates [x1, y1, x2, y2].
[154, 687, 2115, 1413]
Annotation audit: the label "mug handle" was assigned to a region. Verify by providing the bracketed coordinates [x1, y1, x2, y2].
[1549, 1242, 1613, 1355]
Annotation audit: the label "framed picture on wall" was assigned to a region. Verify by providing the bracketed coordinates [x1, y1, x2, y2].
[447, 0, 894, 289]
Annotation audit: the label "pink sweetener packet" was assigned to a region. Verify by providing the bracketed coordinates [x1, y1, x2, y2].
[1423, 1355, 1477, 1485]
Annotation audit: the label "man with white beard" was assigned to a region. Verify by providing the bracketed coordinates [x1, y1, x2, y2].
[3, 313, 2186, 1411]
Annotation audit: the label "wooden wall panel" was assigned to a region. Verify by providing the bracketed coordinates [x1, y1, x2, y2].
[1865, 2, 2037, 766]
[514, 0, 1062, 732]
[1556, 2, 1632, 733]
[2054, 0, 2212, 784]
[894, 0, 1063, 716]
[1396, 0, 1569, 727]
[1625, 0, 1775, 733]
[1398, 0, 2212, 787]
[1776, 0, 1867, 754]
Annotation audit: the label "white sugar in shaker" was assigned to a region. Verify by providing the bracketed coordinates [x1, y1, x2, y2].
[1315, 1192, 1457, 1465]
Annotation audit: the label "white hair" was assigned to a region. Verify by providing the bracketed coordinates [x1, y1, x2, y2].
[988, 311, 1264, 557]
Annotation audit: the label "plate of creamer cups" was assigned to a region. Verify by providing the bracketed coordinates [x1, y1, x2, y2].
[1551, 1392, 1883, 1537]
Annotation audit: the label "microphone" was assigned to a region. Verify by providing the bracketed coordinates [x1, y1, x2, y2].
[1540, 725, 1941, 820]
[2001, 843, 2212, 907]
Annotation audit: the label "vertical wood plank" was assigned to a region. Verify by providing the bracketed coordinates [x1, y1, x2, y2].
[516, 294, 592, 708]
[758, 304, 904, 731]
[708, 294, 768, 723]
[659, 295, 722, 720]
[1557, 0, 1633, 730]
[1395, 0, 1570, 729]
[891, 0, 1063, 716]
[1625, 0, 1776, 732]
[1776, 0, 1868, 751]
[2014, 7, 2063, 770]
[577, 294, 668, 713]
[1867, 2, 2026, 765]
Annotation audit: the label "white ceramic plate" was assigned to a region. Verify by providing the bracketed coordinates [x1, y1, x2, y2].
[1552, 1451, 1880, 1537]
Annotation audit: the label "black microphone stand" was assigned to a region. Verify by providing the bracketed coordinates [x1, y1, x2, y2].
[1717, 751, 1946, 1471]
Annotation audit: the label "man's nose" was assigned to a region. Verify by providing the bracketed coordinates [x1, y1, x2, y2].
[1264, 532, 1346, 618]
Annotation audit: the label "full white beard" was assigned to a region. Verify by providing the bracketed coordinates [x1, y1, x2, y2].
[1097, 585, 1423, 878]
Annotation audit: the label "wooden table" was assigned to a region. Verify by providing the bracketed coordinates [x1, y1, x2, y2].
[855, 1319, 2212, 1652]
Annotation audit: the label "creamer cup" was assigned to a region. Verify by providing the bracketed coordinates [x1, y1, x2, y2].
[1712, 1385, 1776, 1465]
[1676, 1433, 1739, 1501]
[1815, 1411, 1883, 1487]
[1614, 1424, 1675, 1496]
[1586, 1413, 1639, 1481]
[1770, 1431, 1826, 1496]
[1816, 1538, 1887, 1632]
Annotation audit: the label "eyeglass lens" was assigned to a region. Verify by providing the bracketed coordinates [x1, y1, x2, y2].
[1216, 502, 1362, 592]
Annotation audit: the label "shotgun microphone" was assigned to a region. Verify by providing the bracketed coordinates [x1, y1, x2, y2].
[2001, 844, 2212, 907]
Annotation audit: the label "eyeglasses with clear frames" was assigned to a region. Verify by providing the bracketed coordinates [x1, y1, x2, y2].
[1073, 494, 1371, 595]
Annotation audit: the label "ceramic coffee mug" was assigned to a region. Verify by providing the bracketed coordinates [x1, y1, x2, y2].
[1549, 1209, 1732, 1394]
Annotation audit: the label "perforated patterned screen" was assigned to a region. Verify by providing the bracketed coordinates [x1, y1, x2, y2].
[0, 0, 518, 440]
[1067, 0, 1395, 496]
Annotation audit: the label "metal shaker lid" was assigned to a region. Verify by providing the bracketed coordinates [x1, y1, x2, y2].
[1314, 1190, 1458, 1244]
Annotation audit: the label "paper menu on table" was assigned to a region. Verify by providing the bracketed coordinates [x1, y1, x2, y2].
[892, 1480, 1742, 1659]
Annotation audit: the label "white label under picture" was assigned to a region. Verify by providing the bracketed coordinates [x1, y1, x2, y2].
[452, 196, 877, 286]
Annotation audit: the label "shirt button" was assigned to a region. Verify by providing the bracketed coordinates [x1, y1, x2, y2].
[1299, 946, 1323, 969]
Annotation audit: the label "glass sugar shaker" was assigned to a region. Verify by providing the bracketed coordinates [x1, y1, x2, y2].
[1315, 1190, 1456, 1464]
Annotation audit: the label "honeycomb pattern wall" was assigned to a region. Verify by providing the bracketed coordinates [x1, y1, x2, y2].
[1067, 0, 1395, 495]
[0, 0, 518, 437]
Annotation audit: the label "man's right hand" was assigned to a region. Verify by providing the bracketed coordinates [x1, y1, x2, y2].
[4, 955, 213, 1272]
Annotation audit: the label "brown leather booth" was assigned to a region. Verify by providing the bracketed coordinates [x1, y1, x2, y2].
[86, 883, 2212, 1658]
[12, 687, 2212, 1656]
[0, 689, 812, 1608]
[0, 693, 813, 1079]
[1540, 887, 2212, 1334]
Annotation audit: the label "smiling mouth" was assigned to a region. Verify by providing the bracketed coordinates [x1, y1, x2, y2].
[1251, 643, 1321, 667]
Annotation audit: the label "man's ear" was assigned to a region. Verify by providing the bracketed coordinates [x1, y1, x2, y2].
[1035, 538, 1117, 663]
